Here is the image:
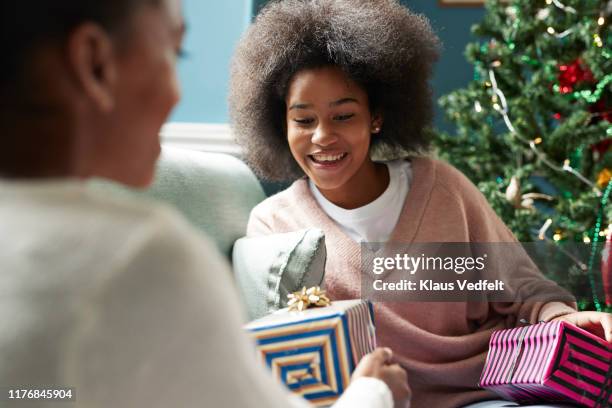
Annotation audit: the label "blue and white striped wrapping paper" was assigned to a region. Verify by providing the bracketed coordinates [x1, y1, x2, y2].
[245, 300, 376, 407]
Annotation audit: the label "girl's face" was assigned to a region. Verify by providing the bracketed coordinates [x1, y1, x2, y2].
[285, 65, 383, 205]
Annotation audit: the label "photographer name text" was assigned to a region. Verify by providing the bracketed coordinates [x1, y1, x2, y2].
[372, 279, 505, 292]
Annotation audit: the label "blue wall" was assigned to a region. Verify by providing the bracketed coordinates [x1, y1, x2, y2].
[171, 0, 484, 130]
[169, 0, 252, 124]
[403, 1, 484, 131]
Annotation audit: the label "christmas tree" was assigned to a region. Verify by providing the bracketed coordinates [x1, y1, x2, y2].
[433, 0, 612, 311]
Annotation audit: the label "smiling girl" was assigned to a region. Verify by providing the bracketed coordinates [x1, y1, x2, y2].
[229, 0, 612, 407]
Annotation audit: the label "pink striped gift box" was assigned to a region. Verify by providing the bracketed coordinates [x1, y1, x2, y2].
[479, 321, 612, 407]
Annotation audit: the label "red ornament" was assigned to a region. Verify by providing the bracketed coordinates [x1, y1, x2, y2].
[553, 113, 563, 120]
[557, 59, 595, 93]
[591, 139, 612, 156]
[590, 98, 612, 123]
[602, 229, 612, 306]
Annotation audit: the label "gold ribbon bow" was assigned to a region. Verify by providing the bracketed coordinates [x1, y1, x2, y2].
[287, 286, 331, 311]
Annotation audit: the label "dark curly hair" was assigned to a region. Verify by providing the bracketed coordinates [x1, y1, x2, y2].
[0, 0, 159, 104]
[229, 0, 441, 181]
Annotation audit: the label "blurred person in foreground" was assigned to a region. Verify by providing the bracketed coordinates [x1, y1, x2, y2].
[0, 1, 409, 407]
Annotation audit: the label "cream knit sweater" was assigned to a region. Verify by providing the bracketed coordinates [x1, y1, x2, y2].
[0, 180, 392, 408]
[247, 157, 577, 408]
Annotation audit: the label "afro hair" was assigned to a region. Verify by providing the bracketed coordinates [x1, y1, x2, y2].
[229, 0, 441, 181]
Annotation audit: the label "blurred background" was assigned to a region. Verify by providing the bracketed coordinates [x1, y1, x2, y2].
[163, 0, 612, 312]
[169, 0, 483, 130]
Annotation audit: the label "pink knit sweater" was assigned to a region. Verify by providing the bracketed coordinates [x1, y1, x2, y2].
[247, 157, 576, 408]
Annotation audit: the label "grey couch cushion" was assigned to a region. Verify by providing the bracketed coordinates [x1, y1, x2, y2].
[92, 147, 266, 259]
[233, 229, 326, 320]
[145, 147, 266, 258]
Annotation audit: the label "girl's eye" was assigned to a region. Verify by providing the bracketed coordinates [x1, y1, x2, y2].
[294, 118, 315, 125]
[334, 113, 354, 121]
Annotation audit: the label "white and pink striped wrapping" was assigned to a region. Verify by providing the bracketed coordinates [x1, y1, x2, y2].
[479, 321, 612, 407]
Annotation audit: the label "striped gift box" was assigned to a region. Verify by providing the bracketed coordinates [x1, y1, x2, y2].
[245, 300, 376, 407]
[479, 320, 612, 407]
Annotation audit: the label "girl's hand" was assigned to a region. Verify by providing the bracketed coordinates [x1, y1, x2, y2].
[352, 347, 411, 405]
[552, 311, 612, 342]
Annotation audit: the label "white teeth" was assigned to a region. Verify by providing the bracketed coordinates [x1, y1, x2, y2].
[311, 153, 346, 162]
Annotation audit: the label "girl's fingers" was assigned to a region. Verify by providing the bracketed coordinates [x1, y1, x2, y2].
[600, 313, 612, 342]
[558, 312, 612, 342]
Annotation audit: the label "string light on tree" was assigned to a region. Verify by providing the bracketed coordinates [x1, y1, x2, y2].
[550, 0, 577, 13]
[486, 68, 601, 194]
[594, 34, 604, 48]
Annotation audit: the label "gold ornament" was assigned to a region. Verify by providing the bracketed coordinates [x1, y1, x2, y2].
[505, 176, 521, 206]
[287, 286, 331, 312]
[505, 175, 554, 210]
[597, 168, 611, 188]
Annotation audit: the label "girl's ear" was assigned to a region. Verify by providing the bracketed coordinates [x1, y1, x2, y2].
[371, 113, 384, 134]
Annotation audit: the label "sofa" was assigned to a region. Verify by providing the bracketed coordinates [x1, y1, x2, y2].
[119, 147, 326, 321]
[139, 146, 266, 259]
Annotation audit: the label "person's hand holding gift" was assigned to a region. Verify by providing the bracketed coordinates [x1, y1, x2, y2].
[552, 311, 612, 342]
[353, 347, 411, 407]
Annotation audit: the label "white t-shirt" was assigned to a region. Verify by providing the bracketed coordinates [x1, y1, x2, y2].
[0, 180, 392, 408]
[310, 160, 412, 243]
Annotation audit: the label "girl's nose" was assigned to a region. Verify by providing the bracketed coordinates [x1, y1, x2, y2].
[311, 123, 338, 146]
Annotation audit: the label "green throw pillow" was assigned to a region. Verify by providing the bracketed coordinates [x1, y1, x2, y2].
[232, 229, 326, 321]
